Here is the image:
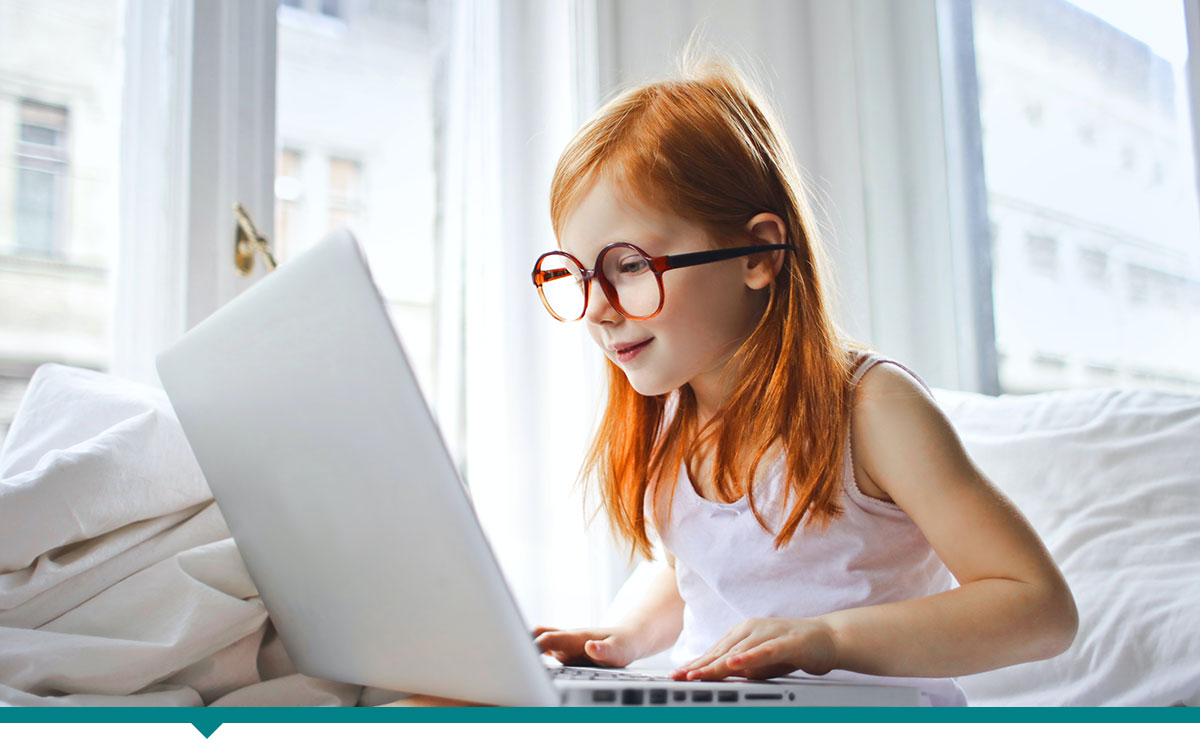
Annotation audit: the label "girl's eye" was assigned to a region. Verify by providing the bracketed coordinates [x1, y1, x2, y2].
[618, 256, 649, 275]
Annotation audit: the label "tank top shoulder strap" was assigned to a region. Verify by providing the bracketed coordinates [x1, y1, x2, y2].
[847, 350, 936, 399]
[840, 350, 936, 511]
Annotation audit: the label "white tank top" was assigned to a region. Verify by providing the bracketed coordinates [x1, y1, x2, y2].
[652, 353, 968, 706]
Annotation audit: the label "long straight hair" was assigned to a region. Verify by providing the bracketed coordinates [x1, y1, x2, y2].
[550, 53, 866, 561]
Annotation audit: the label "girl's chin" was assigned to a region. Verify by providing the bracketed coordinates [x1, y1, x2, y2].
[622, 371, 682, 398]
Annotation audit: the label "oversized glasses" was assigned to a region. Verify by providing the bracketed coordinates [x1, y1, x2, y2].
[531, 242, 794, 322]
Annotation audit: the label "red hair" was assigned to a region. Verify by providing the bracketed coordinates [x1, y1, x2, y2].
[550, 54, 867, 561]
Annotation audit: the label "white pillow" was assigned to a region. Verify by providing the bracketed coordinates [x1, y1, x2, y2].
[932, 387, 1200, 706]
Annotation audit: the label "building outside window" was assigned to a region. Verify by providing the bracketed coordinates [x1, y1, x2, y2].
[0, 0, 122, 447]
[971, 0, 1200, 394]
[274, 0, 435, 396]
[274, 147, 305, 263]
[326, 156, 363, 233]
[13, 100, 69, 257]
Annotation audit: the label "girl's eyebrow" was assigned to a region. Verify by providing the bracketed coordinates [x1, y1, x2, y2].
[603, 232, 667, 255]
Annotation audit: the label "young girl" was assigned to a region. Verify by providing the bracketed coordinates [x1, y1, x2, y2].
[530, 55, 1077, 706]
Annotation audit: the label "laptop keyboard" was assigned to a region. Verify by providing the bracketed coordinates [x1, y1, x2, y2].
[549, 666, 673, 682]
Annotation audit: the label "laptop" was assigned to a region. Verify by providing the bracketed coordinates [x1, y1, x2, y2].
[156, 229, 920, 707]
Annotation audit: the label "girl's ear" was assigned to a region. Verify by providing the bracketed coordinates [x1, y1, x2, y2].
[742, 212, 787, 290]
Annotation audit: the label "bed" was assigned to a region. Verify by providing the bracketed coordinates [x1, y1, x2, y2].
[0, 363, 1197, 705]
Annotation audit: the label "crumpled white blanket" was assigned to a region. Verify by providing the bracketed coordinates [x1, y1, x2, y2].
[0, 364, 404, 706]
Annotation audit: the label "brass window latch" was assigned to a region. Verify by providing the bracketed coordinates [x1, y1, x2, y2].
[233, 203, 278, 275]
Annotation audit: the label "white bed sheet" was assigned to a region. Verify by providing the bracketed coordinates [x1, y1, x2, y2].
[934, 387, 1200, 706]
[0, 364, 402, 706]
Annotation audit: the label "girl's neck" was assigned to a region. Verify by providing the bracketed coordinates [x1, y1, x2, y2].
[690, 371, 734, 427]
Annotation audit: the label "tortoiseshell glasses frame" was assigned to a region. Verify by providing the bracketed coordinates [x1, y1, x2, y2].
[530, 241, 795, 322]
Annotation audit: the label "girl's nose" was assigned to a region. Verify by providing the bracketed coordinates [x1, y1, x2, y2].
[583, 284, 621, 325]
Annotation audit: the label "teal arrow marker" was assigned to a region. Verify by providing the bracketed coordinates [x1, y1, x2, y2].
[191, 721, 222, 738]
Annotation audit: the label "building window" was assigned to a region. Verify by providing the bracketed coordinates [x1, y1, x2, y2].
[1124, 265, 1188, 309]
[1079, 247, 1109, 286]
[1120, 145, 1135, 171]
[1032, 352, 1069, 371]
[280, 0, 344, 20]
[1025, 233, 1059, 277]
[969, 0, 1200, 395]
[274, 147, 305, 262]
[1023, 100, 1044, 125]
[1126, 264, 1149, 305]
[1085, 362, 1119, 383]
[13, 100, 69, 257]
[327, 157, 363, 232]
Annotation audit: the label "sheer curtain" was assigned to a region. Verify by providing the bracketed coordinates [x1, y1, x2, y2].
[428, 0, 1017, 630]
[430, 0, 628, 629]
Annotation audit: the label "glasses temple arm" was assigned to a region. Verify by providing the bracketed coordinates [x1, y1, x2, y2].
[661, 243, 794, 271]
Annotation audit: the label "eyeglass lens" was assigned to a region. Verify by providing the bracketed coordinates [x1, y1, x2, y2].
[538, 247, 661, 320]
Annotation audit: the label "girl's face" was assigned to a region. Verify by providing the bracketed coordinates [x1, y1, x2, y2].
[558, 176, 776, 412]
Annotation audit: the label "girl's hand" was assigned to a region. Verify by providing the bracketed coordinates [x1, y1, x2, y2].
[669, 617, 838, 681]
[532, 625, 642, 668]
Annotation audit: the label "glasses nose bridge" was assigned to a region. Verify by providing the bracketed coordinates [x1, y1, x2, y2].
[581, 264, 626, 322]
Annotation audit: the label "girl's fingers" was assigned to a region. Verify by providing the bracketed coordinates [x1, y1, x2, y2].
[684, 636, 762, 680]
[533, 630, 575, 652]
[584, 637, 629, 667]
[672, 629, 757, 679]
[727, 637, 783, 668]
[671, 643, 732, 677]
[726, 638, 802, 680]
[583, 639, 608, 661]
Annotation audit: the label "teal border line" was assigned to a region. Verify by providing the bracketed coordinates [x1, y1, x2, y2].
[0, 707, 1198, 723]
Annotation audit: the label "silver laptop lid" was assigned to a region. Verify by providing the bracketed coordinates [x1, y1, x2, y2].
[157, 229, 558, 706]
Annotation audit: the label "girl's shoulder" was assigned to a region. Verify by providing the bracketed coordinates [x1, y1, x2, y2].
[846, 354, 954, 503]
[847, 351, 935, 403]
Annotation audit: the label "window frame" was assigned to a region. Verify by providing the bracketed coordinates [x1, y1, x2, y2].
[115, 0, 277, 384]
[12, 100, 71, 258]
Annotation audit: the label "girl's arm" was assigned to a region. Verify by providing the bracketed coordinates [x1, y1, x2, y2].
[534, 553, 684, 667]
[674, 364, 1078, 681]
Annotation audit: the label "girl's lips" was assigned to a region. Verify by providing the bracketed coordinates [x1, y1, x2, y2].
[614, 340, 652, 366]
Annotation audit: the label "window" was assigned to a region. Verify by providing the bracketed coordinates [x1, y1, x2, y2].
[1079, 247, 1109, 286]
[970, 0, 1200, 394]
[274, 147, 305, 263]
[1120, 144, 1135, 171]
[1026, 233, 1059, 276]
[1150, 160, 1165, 186]
[1077, 121, 1096, 146]
[0, 0, 124, 446]
[280, 0, 342, 19]
[326, 157, 363, 233]
[275, 0, 435, 395]
[13, 101, 69, 257]
[1127, 263, 1152, 305]
[1085, 361, 1119, 384]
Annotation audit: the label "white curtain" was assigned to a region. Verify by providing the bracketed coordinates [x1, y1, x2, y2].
[428, 0, 1003, 631]
[430, 0, 630, 629]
